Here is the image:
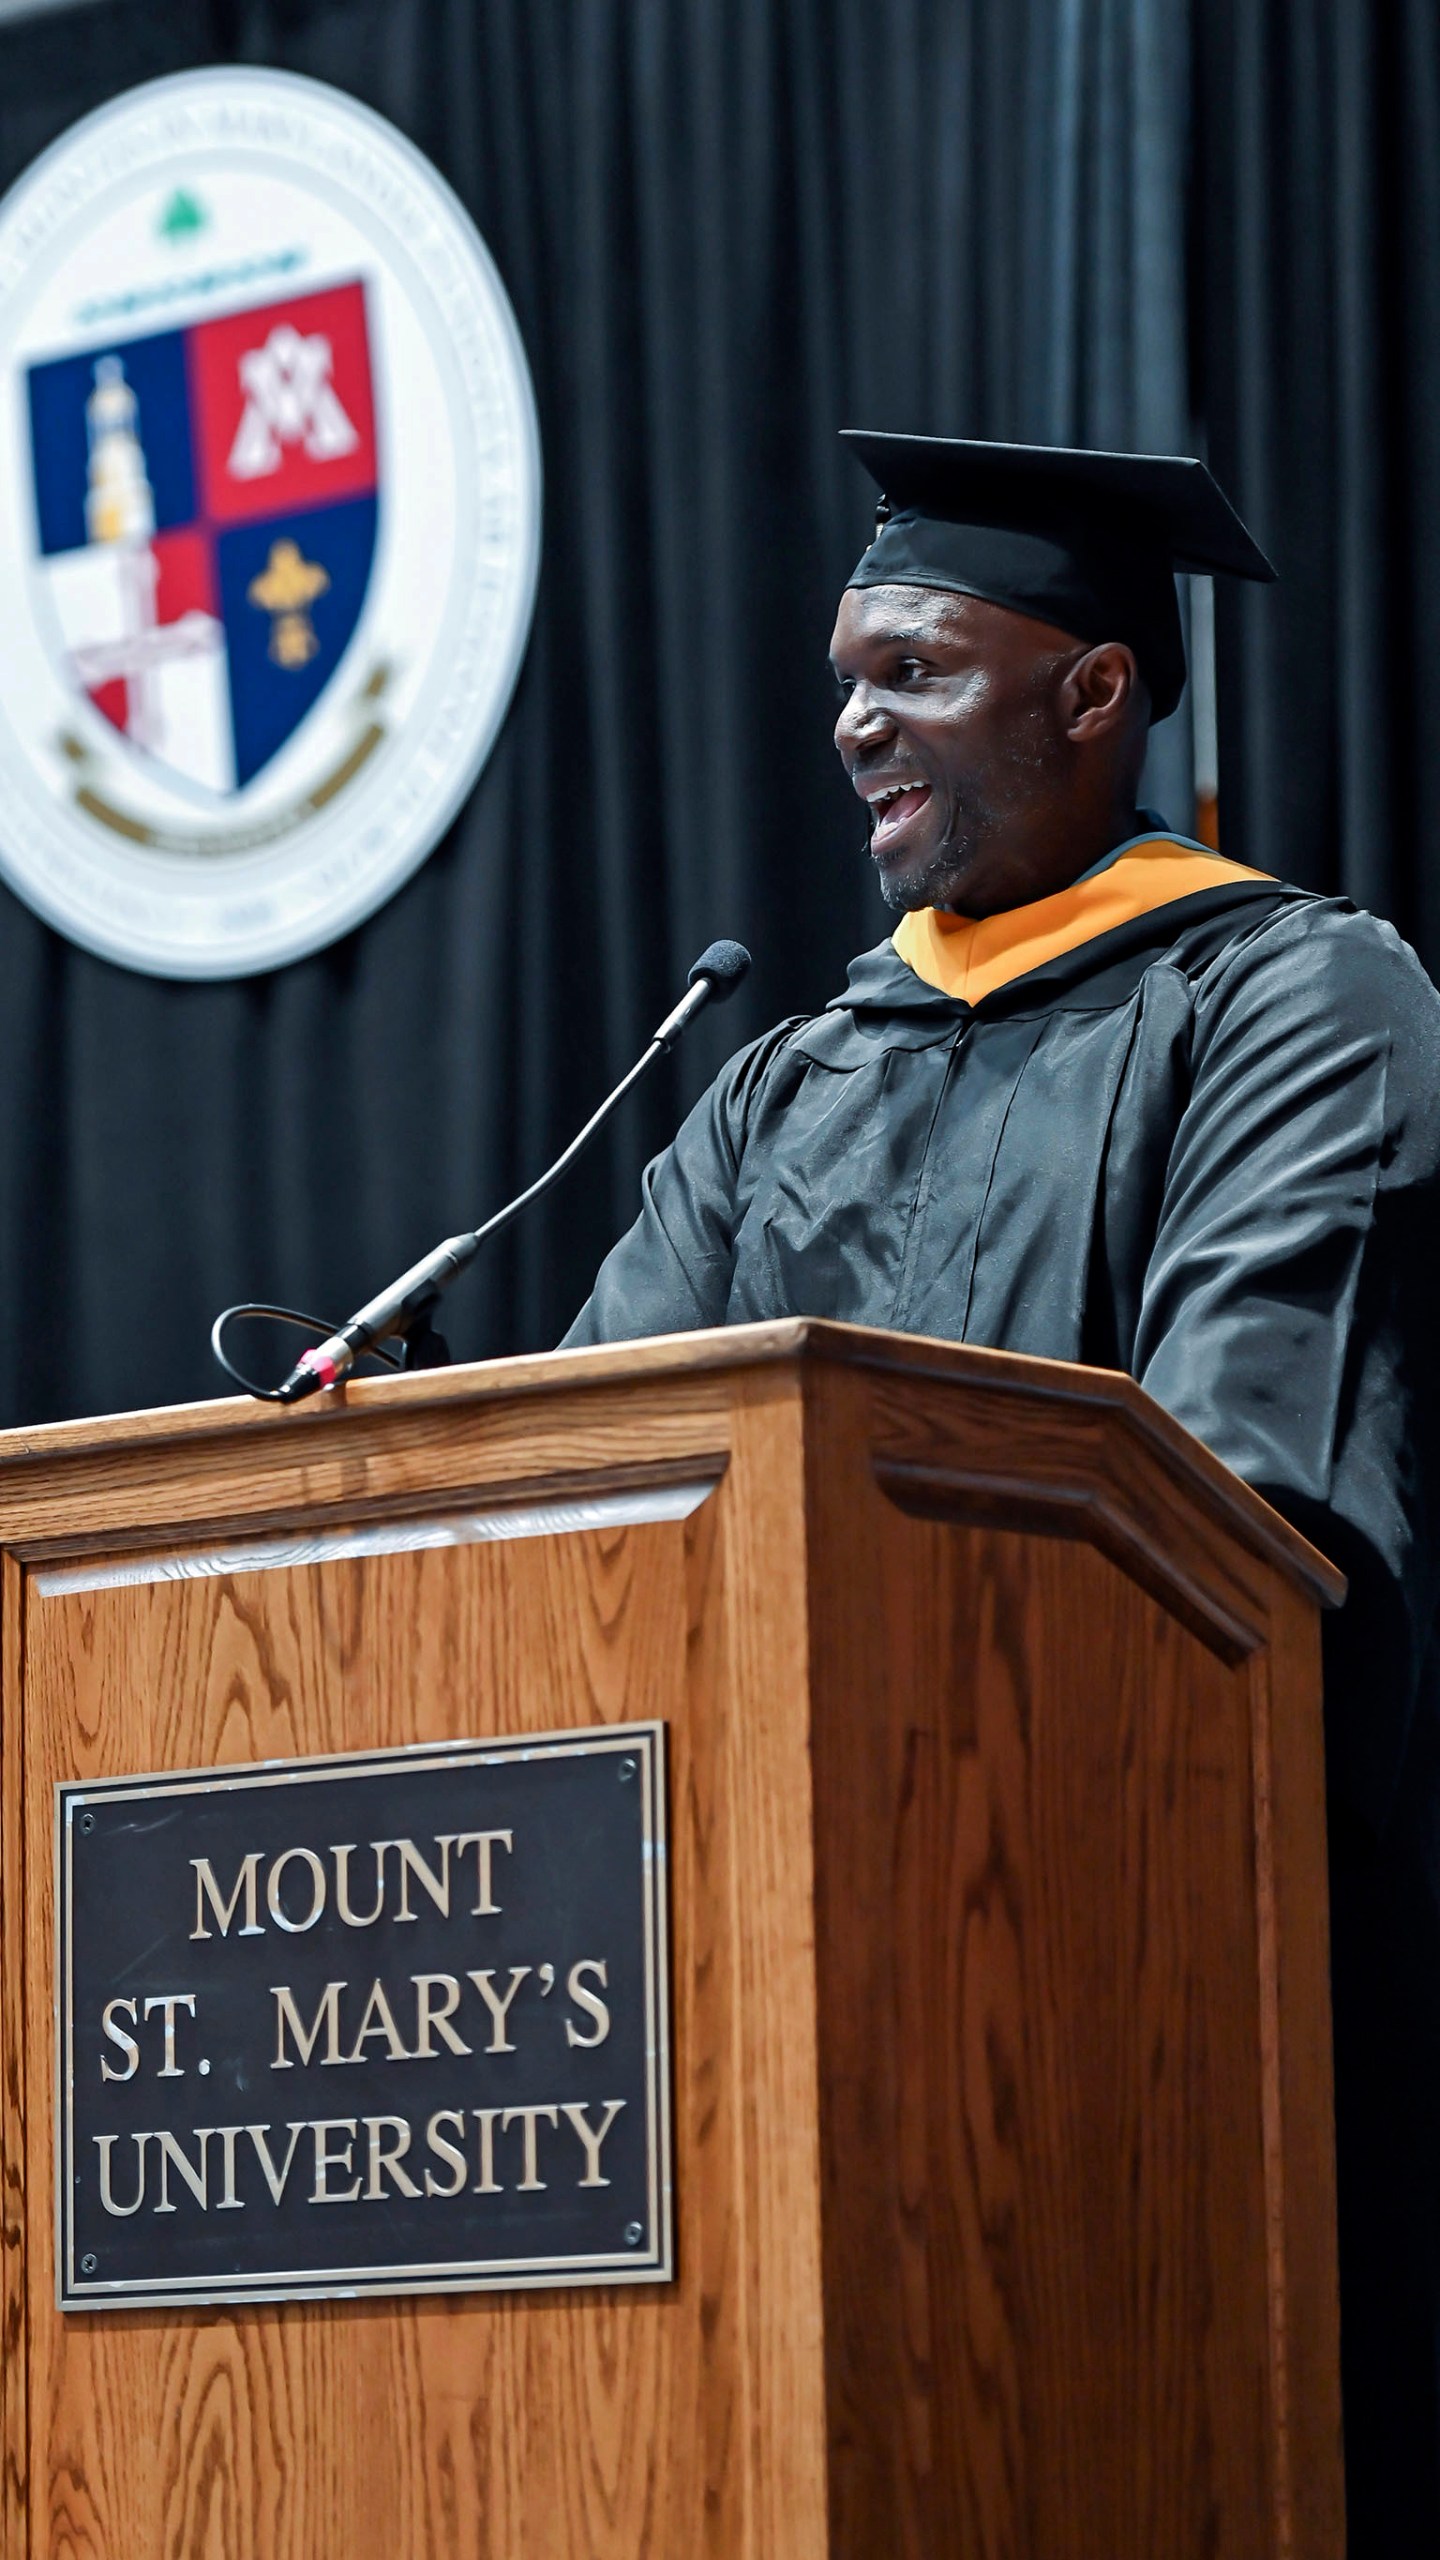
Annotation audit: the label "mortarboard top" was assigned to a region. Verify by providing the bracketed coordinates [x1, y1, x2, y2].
[841, 431, 1276, 723]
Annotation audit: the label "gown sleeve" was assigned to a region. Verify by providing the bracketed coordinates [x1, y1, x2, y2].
[560, 1022, 803, 1348]
[1132, 902, 1440, 1830]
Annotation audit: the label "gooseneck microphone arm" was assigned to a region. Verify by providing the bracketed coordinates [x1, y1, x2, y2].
[211, 940, 752, 1406]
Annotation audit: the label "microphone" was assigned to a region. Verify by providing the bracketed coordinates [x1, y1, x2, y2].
[228, 940, 751, 1406]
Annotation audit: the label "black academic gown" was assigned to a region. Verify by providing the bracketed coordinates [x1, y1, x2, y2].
[565, 880, 1440, 2553]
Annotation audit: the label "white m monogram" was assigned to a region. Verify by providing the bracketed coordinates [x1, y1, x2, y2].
[228, 324, 359, 481]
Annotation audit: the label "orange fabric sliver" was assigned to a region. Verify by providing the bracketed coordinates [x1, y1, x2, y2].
[891, 838, 1273, 1005]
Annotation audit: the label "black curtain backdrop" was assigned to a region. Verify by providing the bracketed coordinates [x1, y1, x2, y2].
[0, 0, 1428, 1426]
[1196, 0, 1440, 945]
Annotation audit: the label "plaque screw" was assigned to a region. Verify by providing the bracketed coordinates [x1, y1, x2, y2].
[81, 2253, 97, 2274]
[623, 2221, 644, 2247]
[79, 1813, 95, 1835]
[619, 1757, 637, 1783]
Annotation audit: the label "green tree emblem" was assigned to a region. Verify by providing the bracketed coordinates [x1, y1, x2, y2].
[157, 190, 207, 243]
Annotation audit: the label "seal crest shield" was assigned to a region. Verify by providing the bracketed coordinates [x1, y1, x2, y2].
[29, 281, 380, 796]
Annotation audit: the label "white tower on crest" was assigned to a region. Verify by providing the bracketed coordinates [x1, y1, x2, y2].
[84, 355, 156, 548]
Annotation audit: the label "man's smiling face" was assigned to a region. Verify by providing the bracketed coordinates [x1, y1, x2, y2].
[830, 582, 1111, 917]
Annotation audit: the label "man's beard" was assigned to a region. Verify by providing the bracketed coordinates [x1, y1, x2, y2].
[870, 779, 1002, 912]
[871, 710, 1061, 910]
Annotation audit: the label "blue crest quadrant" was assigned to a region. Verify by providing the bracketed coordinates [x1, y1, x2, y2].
[29, 327, 197, 557]
[219, 495, 378, 787]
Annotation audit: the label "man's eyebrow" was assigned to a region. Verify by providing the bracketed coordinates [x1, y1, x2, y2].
[829, 628, 947, 670]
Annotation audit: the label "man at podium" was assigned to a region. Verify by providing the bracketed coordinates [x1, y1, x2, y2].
[564, 434, 1440, 2553]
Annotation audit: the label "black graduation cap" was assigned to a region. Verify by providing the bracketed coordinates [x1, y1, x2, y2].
[842, 431, 1276, 722]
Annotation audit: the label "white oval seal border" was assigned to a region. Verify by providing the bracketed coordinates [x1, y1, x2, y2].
[0, 68, 541, 977]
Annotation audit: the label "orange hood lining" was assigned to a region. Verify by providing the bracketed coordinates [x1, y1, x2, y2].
[891, 837, 1273, 1007]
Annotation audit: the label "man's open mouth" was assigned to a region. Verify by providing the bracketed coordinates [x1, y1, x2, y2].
[867, 780, 933, 853]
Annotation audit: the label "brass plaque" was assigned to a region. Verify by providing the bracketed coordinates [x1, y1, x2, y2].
[57, 1723, 670, 2309]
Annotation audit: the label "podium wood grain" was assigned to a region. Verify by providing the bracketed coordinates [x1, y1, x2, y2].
[0, 1321, 1345, 2557]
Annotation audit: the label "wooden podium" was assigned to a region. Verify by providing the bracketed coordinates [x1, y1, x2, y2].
[0, 1320, 1346, 2557]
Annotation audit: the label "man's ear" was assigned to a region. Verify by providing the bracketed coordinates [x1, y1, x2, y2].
[1062, 641, 1143, 743]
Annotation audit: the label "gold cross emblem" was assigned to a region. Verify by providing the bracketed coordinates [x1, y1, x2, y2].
[247, 538, 330, 669]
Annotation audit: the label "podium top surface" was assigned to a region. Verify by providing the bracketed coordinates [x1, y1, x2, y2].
[0, 1320, 1343, 1609]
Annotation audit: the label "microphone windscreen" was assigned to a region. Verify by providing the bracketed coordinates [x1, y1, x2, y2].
[688, 940, 752, 999]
